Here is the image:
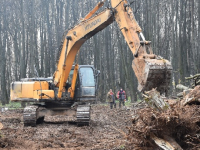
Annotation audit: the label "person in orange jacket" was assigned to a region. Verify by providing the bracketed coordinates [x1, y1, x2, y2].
[117, 88, 126, 108]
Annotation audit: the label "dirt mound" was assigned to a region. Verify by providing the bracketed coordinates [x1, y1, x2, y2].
[127, 102, 200, 150]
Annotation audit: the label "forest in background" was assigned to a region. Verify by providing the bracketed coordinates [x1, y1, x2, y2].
[0, 0, 200, 104]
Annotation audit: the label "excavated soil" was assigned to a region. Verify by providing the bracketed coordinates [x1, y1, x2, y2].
[0, 105, 133, 150]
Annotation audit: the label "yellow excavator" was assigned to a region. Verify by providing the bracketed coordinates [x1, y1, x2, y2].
[10, 0, 172, 126]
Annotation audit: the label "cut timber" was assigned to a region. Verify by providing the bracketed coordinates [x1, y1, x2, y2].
[177, 92, 183, 97]
[183, 89, 192, 97]
[0, 122, 3, 129]
[176, 84, 190, 91]
[163, 136, 183, 150]
[176, 84, 192, 98]
[177, 90, 192, 98]
[185, 74, 200, 87]
[182, 85, 200, 106]
[185, 74, 200, 80]
[143, 88, 170, 111]
[151, 133, 183, 150]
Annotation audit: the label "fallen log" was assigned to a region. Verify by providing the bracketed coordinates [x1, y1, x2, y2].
[185, 74, 200, 80]
[163, 135, 183, 150]
[176, 84, 190, 91]
[127, 87, 200, 149]
[181, 85, 200, 106]
[185, 74, 200, 87]
[176, 84, 192, 98]
[177, 92, 183, 97]
[143, 88, 170, 111]
[177, 89, 193, 98]
[183, 89, 192, 97]
[151, 133, 183, 150]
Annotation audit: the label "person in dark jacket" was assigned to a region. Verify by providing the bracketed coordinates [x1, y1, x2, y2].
[117, 88, 126, 108]
[107, 89, 116, 109]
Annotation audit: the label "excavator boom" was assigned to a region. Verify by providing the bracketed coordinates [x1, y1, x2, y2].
[53, 9, 114, 98]
[111, 0, 172, 94]
[54, 0, 172, 97]
[11, 0, 172, 102]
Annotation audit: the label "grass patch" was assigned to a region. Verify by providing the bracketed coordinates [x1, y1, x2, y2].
[0, 102, 22, 109]
[118, 144, 125, 149]
[125, 100, 132, 106]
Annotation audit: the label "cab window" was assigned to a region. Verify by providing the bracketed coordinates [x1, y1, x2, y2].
[79, 67, 95, 87]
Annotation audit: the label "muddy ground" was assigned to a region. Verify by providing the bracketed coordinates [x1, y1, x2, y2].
[0, 101, 200, 150]
[0, 105, 133, 150]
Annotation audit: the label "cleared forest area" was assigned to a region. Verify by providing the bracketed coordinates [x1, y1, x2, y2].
[1, 0, 200, 103]
[1, 90, 200, 150]
[0, 0, 200, 149]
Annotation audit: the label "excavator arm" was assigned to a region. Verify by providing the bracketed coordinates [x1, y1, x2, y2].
[53, 8, 114, 99]
[54, 0, 172, 99]
[111, 0, 172, 94]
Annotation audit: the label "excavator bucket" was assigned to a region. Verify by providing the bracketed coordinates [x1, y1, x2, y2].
[132, 56, 172, 95]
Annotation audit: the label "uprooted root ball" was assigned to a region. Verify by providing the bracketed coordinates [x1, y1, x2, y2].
[127, 104, 200, 150]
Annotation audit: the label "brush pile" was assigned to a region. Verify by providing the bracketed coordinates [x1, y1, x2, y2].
[127, 87, 200, 150]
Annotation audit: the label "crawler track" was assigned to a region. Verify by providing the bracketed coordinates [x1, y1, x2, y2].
[76, 105, 90, 126]
[23, 105, 39, 127]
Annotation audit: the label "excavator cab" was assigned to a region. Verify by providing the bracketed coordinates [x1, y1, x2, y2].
[68, 65, 99, 102]
[79, 67, 96, 96]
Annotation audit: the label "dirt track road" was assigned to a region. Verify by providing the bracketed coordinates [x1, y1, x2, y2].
[0, 105, 132, 150]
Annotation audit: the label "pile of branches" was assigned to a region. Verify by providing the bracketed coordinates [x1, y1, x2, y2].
[127, 105, 200, 149]
[126, 88, 200, 150]
[186, 74, 200, 88]
[0, 123, 2, 130]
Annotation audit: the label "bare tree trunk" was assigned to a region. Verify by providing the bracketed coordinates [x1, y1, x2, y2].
[1, 1, 8, 104]
[20, 0, 26, 79]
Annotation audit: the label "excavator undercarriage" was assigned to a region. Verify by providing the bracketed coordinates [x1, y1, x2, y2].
[23, 103, 91, 127]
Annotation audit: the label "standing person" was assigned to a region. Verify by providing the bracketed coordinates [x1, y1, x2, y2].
[117, 88, 126, 108]
[107, 89, 116, 109]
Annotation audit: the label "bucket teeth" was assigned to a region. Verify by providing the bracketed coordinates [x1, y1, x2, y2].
[133, 57, 172, 94]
